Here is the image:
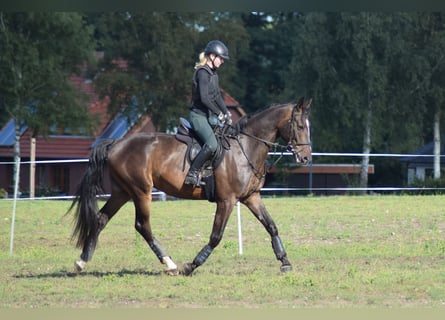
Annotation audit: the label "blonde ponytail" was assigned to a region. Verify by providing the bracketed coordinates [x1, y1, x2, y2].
[194, 52, 208, 69]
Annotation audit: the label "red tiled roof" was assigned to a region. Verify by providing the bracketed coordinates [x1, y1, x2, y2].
[0, 73, 113, 158]
[69, 75, 100, 104]
[111, 58, 128, 70]
[221, 89, 239, 107]
[0, 129, 95, 159]
[23, 131, 94, 159]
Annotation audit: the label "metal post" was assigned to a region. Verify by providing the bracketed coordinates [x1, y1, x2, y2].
[236, 201, 243, 255]
[29, 137, 36, 199]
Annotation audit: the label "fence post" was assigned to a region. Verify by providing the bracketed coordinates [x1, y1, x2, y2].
[10, 157, 21, 256]
[237, 201, 243, 255]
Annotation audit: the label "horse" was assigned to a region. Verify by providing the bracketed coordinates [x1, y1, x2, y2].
[67, 97, 312, 276]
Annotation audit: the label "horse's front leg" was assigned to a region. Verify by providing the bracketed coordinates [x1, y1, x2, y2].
[182, 200, 234, 276]
[243, 193, 292, 273]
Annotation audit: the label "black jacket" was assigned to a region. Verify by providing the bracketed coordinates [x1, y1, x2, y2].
[191, 65, 228, 116]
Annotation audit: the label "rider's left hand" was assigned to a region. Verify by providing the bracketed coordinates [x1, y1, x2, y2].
[225, 112, 232, 125]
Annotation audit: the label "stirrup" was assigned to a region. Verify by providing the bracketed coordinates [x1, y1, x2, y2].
[185, 171, 200, 186]
[185, 171, 206, 187]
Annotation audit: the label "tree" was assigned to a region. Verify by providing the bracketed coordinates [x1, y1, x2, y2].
[237, 12, 299, 112]
[406, 13, 445, 180]
[0, 12, 96, 193]
[90, 12, 249, 131]
[188, 12, 443, 188]
[282, 13, 369, 153]
[278, 13, 431, 188]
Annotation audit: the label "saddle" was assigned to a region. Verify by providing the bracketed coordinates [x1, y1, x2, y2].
[175, 117, 233, 201]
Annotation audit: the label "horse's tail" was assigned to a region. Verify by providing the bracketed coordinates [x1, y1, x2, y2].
[67, 139, 115, 248]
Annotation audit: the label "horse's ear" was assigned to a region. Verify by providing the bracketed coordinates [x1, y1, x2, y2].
[293, 97, 303, 111]
[296, 97, 305, 107]
[294, 97, 306, 112]
[303, 98, 312, 114]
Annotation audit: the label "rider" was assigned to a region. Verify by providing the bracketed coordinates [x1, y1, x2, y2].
[184, 40, 232, 186]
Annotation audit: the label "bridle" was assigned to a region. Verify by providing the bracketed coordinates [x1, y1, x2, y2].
[240, 105, 311, 156]
[286, 105, 312, 156]
[235, 104, 311, 177]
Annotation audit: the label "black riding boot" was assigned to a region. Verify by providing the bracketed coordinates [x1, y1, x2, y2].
[185, 144, 213, 186]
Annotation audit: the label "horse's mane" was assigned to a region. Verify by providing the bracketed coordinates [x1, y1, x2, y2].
[235, 101, 295, 133]
[246, 101, 299, 123]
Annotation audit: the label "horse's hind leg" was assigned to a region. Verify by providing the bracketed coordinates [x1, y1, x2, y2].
[75, 193, 129, 273]
[242, 193, 292, 273]
[133, 196, 178, 275]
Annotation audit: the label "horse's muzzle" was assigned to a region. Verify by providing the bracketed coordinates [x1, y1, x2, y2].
[293, 145, 312, 165]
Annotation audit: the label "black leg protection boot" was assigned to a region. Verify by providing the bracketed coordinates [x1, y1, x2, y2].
[185, 144, 213, 186]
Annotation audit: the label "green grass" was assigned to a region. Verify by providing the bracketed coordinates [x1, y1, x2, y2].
[0, 196, 444, 308]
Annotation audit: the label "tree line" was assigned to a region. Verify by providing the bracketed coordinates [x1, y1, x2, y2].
[1, 12, 445, 188]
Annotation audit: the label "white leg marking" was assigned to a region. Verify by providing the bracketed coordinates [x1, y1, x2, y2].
[74, 259, 87, 273]
[162, 256, 178, 275]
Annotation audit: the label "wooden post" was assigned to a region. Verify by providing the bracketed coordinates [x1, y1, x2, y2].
[30, 137, 36, 199]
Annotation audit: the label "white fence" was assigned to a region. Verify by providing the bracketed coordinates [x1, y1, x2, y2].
[1, 152, 443, 256]
[1, 151, 444, 200]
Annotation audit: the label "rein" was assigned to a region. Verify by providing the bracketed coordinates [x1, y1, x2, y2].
[234, 106, 311, 177]
[236, 132, 304, 177]
[238, 131, 287, 172]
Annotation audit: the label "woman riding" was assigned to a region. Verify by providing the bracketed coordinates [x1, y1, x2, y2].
[185, 40, 232, 186]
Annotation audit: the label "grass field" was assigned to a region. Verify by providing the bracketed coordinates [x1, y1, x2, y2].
[0, 195, 444, 308]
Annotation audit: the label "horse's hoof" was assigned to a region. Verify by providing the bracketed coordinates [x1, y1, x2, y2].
[74, 260, 86, 274]
[181, 263, 194, 276]
[280, 264, 292, 273]
[166, 268, 179, 276]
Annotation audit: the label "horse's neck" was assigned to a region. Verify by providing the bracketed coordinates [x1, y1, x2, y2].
[243, 115, 279, 156]
[242, 104, 293, 155]
[246, 108, 285, 143]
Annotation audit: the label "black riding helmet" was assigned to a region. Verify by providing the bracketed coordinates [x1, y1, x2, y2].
[204, 40, 229, 60]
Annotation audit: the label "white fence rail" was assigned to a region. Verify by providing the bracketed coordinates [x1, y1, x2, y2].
[0, 151, 443, 201]
[1, 152, 442, 256]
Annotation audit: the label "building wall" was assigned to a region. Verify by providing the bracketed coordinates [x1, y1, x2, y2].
[265, 172, 366, 196]
[0, 159, 13, 195]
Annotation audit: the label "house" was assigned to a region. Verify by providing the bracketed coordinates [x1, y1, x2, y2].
[400, 139, 445, 184]
[0, 73, 245, 197]
[266, 163, 375, 195]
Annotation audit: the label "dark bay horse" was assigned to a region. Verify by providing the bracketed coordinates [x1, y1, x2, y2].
[68, 97, 312, 276]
